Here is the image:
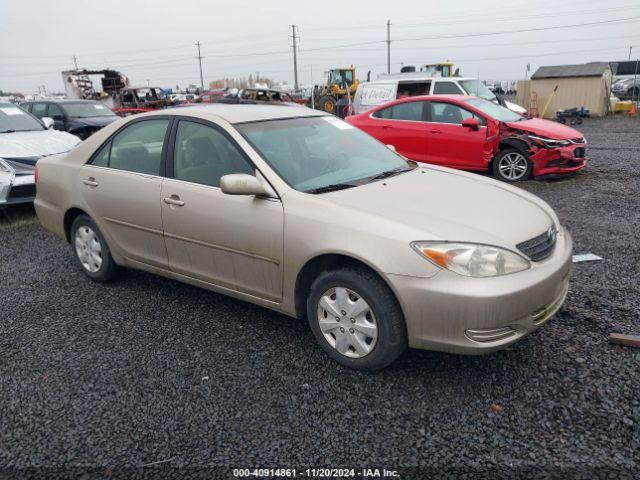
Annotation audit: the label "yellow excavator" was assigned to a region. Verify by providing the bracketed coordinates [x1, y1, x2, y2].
[312, 67, 359, 114]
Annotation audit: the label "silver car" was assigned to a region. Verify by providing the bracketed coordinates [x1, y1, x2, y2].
[0, 102, 80, 205]
[34, 105, 572, 370]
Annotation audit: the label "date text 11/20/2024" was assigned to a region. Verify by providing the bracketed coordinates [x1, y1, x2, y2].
[232, 468, 400, 478]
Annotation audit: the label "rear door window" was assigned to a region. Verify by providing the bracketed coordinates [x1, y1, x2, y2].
[373, 101, 426, 121]
[106, 119, 169, 175]
[31, 103, 48, 118]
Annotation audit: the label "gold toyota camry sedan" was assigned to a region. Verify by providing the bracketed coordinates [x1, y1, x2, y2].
[35, 105, 572, 370]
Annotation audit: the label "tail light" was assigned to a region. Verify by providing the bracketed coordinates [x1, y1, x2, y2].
[34, 166, 38, 185]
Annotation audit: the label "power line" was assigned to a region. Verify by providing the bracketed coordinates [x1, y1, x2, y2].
[394, 16, 640, 43]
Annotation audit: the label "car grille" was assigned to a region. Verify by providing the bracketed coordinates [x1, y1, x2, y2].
[517, 228, 557, 261]
[8, 184, 36, 199]
[574, 147, 586, 158]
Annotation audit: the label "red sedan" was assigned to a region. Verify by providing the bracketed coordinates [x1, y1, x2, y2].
[345, 95, 587, 182]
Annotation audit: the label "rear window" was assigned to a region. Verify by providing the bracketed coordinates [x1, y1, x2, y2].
[373, 101, 425, 121]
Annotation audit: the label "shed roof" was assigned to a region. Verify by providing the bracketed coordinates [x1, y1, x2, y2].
[531, 62, 610, 79]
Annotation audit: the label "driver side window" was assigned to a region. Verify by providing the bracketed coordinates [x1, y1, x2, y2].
[173, 121, 253, 188]
[428, 102, 485, 125]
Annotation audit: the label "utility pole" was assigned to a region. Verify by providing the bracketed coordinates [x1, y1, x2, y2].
[386, 19, 391, 74]
[291, 25, 299, 91]
[196, 41, 204, 91]
[73, 55, 78, 70]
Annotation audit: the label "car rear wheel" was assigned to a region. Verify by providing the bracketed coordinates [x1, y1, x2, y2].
[306, 266, 407, 370]
[493, 148, 532, 182]
[71, 214, 118, 282]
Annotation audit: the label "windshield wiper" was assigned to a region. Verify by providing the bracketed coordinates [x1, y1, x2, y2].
[0, 129, 16, 133]
[306, 183, 357, 194]
[365, 166, 414, 182]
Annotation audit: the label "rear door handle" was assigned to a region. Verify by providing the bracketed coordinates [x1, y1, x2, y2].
[163, 195, 185, 207]
[82, 177, 98, 187]
[430, 129, 442, 134]
[382, 125, 393, 129]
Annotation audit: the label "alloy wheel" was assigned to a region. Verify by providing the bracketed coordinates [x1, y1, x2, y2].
[316, 287, 378, 358]
[74, 226, 103, 273]
[498, 152, 528, 180]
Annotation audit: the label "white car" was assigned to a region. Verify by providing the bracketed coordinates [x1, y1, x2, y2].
[352, 75, 528, 116]
[0, 103, 80, 205]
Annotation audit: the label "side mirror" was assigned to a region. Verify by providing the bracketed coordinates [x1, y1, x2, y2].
[220, 173, 274, 197]
[386, 144, 397, 152]
[461, 118, 480, 131]
[41, 117, 55, 129]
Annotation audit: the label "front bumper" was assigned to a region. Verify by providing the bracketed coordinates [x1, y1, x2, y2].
[531, 144, 587, 176]
[0, 174, 36, 206]
[385, 228, 573, 354]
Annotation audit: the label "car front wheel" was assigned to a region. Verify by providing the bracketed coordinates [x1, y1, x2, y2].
[493, 148, 532, 182]
[307, 267, 407, 370]
[70, 214, 118, 282]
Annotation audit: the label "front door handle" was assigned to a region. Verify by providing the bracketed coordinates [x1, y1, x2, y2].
[382, 125, 393, 129]
[82, 177, 98, 187]
[163, 195, 185, 207]
[430, 129, 442, 134]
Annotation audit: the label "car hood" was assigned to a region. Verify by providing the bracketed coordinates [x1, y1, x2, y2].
[69, 116, 119, 128]
[322, 168, 554, 248]
[0, 129, 81, 159]
[504, 118, 582, 140]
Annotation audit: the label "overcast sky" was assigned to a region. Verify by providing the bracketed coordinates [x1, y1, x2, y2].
[1, 0, 638, 93]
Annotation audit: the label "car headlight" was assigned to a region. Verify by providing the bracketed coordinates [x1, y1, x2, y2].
[411, 241, 531, 278]
[527, 135, 570, 148]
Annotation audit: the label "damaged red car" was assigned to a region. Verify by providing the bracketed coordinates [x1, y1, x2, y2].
[345, 95, 586, 182]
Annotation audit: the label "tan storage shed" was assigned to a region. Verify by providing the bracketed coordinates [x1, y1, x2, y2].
[516, 62, 613, 118]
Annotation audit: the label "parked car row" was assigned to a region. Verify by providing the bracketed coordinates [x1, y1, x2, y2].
[0, 102, 80, 206]
[34, 104, 572, 370]
[21, 99, 119, 140]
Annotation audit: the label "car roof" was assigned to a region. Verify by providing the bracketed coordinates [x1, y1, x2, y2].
[23, 99, 101, 104]
[384, 94, 475, 105]
[365, 76, 477, 85]
[140, 104, 326, 124]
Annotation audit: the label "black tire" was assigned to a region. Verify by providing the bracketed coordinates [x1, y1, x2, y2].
[306, 266, 407, 371]
[492, 148, 532, 182]
[558, 117, 567, 124]
[576, 117, 583, 125]
[70, 214, 119, 282]
[318, 95, 337, 114]
[570, 118, 577, 125]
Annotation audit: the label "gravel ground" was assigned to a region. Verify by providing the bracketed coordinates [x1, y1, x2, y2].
[0, 116, 638, 479]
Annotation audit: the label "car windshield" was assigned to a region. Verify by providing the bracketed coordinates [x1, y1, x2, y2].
[0, 103, 44, 132]
[237, 116, 414, 193]
[63, 102, 116, 118]
[465, 97, 524, 122]
[459, 80, 497, 102]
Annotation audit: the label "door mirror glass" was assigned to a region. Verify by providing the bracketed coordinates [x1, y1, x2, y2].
[41, 117, 55, 129]
[220, 174, 270, 196]
[461, 118, 480, 131]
